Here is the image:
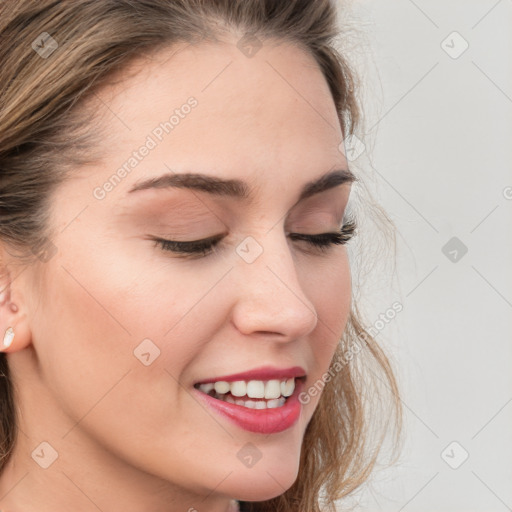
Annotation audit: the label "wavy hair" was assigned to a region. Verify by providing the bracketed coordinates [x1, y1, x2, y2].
[0, 1, 402, 510]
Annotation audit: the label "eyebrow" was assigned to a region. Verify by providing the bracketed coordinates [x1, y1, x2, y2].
[127, 168, 356, 202]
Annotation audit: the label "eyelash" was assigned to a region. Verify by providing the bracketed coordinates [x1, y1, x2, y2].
[153, 220, 357, 259]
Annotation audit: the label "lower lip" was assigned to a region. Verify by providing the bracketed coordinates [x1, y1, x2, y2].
[193, 379, 304, 434]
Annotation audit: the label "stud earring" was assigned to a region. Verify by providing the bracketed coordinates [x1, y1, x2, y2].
[2, 327, 14, 350]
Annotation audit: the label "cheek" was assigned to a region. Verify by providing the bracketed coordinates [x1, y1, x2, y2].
[29, 245, 235, 476]
[305, 250, 352, 344]
[299, 252, 351, 408]
[31, 233, 230, 422]
[30, 256, 139, 423]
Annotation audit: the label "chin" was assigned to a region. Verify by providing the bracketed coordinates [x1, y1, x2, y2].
[227, 462, 300, 502]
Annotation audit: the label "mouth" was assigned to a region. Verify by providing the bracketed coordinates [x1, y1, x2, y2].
[193, 376, 306, 410]
[192, 366, 307, 434]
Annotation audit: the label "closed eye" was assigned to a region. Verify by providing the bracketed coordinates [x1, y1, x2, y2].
[152, 219, 356, 259]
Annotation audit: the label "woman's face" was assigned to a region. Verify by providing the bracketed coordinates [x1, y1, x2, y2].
[9, 39, 353, 508]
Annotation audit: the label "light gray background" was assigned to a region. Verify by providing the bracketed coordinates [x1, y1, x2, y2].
[335, 1, 512, 511]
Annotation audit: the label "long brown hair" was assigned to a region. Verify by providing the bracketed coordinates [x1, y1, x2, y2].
[0, 1, 402, 510]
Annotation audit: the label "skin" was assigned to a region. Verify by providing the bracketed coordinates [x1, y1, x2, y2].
[0, 36, 353, 511]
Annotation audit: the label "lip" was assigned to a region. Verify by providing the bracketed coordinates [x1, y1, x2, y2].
[194, 365, 307, 385]
[193, 377, 305, 434]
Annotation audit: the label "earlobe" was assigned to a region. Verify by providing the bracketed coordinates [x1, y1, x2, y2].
[0, 302, 32, 353]
[0, 261, 32, 353]
[2, 326, 15, 349]
[0, 313, 32, 353]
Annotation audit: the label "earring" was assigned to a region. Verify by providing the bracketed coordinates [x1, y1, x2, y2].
[2, 327, 14, 349]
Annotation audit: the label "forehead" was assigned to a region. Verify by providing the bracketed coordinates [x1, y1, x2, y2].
[79, 38, 348, 206]
[95, 38, 341, 138]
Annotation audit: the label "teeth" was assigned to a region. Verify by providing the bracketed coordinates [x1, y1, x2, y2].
[246, 380, 265, 398]
[266, 398, 281, 409]
[196, 378, 297, 408]
[264, 380, 282, 399]
[211, 395, 288, 409]
[230, 381, 247, 397]
[200, 382, 215, 394]
[214, 381, 230, 394]
[281, 378, 295, 397]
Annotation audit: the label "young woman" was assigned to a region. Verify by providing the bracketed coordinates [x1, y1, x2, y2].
[0, 1, 401, 511]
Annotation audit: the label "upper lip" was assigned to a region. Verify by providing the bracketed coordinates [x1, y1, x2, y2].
[194, 365, 307, 385]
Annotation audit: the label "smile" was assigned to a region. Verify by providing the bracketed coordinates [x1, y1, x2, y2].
[193, 368, 307, 434]
[194, 378, 297, 410]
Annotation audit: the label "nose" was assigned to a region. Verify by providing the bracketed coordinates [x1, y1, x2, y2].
[229, 232, 318, 342]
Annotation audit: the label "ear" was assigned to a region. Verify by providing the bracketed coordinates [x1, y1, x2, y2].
[0, 251, 32, 353]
